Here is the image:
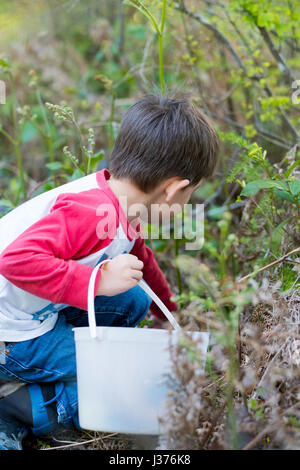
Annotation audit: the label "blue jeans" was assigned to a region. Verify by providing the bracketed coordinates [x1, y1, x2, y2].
[0, 284, 152, 435]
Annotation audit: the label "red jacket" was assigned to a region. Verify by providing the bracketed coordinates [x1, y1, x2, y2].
[0, 169, 177, 341]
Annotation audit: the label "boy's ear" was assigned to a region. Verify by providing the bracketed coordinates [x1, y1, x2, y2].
[165, 178, 190, 202]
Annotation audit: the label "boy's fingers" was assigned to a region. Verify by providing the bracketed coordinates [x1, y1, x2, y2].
[130, 269, 143, 281]
[130, 258, 144, 270]
[125, 254, 139, 261]
[118, 254, 143, 270]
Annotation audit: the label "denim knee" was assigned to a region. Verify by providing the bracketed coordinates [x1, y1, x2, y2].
[93, 282, 152, 327]
[126, 284, 152, 327]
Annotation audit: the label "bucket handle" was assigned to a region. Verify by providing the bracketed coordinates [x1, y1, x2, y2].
[87, 257, 181, 339]
[88, 258, 111, 339]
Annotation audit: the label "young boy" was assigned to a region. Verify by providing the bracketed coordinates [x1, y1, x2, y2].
[0, 92, 219, 449]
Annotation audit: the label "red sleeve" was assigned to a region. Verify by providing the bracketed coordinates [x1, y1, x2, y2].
[130, 232, 178, 320]
[0, 190, 114, 311]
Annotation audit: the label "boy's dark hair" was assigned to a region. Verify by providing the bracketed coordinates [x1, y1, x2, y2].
[109, 92, 219, 193]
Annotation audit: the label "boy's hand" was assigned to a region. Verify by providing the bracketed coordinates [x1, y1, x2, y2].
[96, 254, 144, 296]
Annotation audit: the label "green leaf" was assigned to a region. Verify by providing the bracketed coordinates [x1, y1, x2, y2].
[123, 0, 160, 34]
[67, 169, 85, 181]
[127, 24, 147, 40]
[274, 189, 297, 204]
[241, 179, 287, 197]
[137, 318, 153, 328]
[123, 0, 150, 19]
[43, 181, 56, 191]
[255, 407, 265, 419]
[30, 181, 56, 197]
[284, 160, 300, 178]
[89, 149, 105, 160]
[0, 198, 14, 209]
[273, 217, 293, 236]
[257, 13, 267, 27]
[151, 239, 167, 252]
[288, 180, 300, 196]
[249, 398, 258, 409]
[21, 122, 38, 143]
[46, 161, 63, 171]
[0, 199, 14, 217]
[0, 58, 9, 68]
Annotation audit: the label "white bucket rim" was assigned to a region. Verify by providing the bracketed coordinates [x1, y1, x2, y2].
[73, 325, 209, 346]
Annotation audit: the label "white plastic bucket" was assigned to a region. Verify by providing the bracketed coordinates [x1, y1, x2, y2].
[73, 261, 209, 435]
